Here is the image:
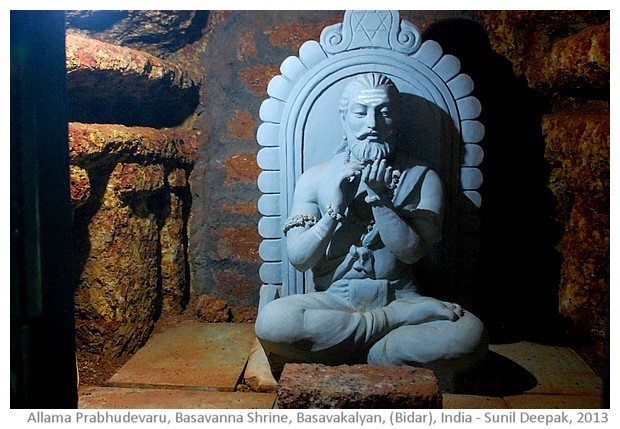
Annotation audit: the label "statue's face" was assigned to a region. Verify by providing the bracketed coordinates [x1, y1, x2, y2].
[342, 85, 395, 162]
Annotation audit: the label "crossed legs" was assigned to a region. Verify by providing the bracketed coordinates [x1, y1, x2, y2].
[255, 292, 488, 373]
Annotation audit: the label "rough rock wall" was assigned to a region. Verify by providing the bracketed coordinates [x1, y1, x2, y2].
[66, 12, 205, 358]
[480, 11, 609, 367]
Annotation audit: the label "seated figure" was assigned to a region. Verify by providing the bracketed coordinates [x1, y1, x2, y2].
[255, 73, 488, 377]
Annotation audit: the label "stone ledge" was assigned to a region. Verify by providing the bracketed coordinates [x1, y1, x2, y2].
[479, 12, 609, 93]
[276, 363, 442, 409]
[68, 123, 197, 208]
[66, 33, 199, 127]
[532, 21, 609, 91]
[66, 33, 195, 87]
[65, 11, 209, 60]
[69, 122, 199, 166]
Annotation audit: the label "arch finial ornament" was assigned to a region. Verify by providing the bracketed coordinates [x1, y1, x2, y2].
[320, 10, 422, 55]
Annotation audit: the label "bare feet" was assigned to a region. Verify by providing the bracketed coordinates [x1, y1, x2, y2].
[385, 297, 464, 327]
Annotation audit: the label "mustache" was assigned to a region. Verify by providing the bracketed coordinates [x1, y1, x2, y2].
[359, 131, 382, 140]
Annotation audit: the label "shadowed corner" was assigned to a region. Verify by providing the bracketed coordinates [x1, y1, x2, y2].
[451, 351, 537, 396]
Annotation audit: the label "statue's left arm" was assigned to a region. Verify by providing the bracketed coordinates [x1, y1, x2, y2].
[362, 159, 443, 265]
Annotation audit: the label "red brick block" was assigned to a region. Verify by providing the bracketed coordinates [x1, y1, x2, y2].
[239, 65, 280, 95]
[224, 153, 261, 185]
[226, 110, 256, 141]
[277, 363, 442, 409]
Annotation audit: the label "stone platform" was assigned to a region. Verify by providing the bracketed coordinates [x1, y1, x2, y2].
[78, 322, 604, 409]
[107, 322, 255, 391]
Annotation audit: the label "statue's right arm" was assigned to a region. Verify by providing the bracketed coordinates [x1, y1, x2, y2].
[286, 159, 364, 271]
[285, 171, 339, 272]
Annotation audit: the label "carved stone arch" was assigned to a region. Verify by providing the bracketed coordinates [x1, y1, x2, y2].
[257, 10, 484, 304]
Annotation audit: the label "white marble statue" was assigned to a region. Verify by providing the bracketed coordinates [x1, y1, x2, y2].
[255, 73, 488, 376]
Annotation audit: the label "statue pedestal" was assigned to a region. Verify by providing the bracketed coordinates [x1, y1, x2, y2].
[276, 363, 442, 409]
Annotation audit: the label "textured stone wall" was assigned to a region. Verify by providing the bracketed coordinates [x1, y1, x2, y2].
[480, 11, 609, 369]
[66, 12, 204, 358]
[189, 11, 342, 307]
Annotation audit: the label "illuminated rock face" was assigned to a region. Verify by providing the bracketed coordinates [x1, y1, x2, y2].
[70, 123, 198, 357]
[480, 11, 609, 368]
[543, 106, 609, 353]
[65, 11, 209, 59]
[66, 18, 200, 357]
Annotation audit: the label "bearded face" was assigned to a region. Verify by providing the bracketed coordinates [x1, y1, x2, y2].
[341, 85, 396, 163]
